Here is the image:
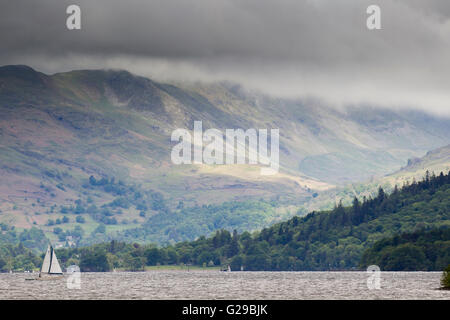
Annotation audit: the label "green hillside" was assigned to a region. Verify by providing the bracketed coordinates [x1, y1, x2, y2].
[146, 171, 449, 270]
[51, 171, 450, 272]
[360, 227, 450, 271]
[302, 144, 450, 213]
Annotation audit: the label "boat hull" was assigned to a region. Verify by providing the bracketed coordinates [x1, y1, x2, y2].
[38, 273, 64, 280]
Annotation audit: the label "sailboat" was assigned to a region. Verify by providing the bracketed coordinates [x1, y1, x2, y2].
[221, 265, 232, 272]
[38, 244, 64, 279]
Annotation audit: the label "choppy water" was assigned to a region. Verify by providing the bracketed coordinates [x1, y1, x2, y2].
[0, 271, 448, 300]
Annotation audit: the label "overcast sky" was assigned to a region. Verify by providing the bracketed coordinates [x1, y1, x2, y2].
[1, 0, 450, 115]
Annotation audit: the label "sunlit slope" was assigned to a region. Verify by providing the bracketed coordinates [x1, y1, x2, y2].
[385, 144, 450, 184]
[302, 144, 450, 213]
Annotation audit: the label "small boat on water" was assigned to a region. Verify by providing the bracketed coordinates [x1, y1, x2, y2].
[220, 265, 232, 272]
[39, 244, 64, 279]
[26, 244, 64, 280]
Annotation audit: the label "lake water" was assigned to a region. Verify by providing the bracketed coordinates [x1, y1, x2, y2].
[0, 271, 448, 300]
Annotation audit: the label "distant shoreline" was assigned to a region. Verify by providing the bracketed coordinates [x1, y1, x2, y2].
[115, 265, 221, 272]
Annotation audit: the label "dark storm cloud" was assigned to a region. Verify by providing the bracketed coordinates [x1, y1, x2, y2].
[1, 0, 450, 114]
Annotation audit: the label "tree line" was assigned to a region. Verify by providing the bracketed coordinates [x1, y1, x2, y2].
[2, 170, 449, 272]
[360, 227, 450, 270]
[53, 171, 450, 271]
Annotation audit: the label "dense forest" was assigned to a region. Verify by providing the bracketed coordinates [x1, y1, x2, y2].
[0, 243, 41, 272]
[360, 227, 450, 271]
[2, 171, 449, 272]
[53, 171, 450, 271]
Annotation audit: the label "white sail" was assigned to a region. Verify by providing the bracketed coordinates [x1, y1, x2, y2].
[40, 245, 52, 273]
[40, 245, 63, 275]
[49, 249, 63, 274]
